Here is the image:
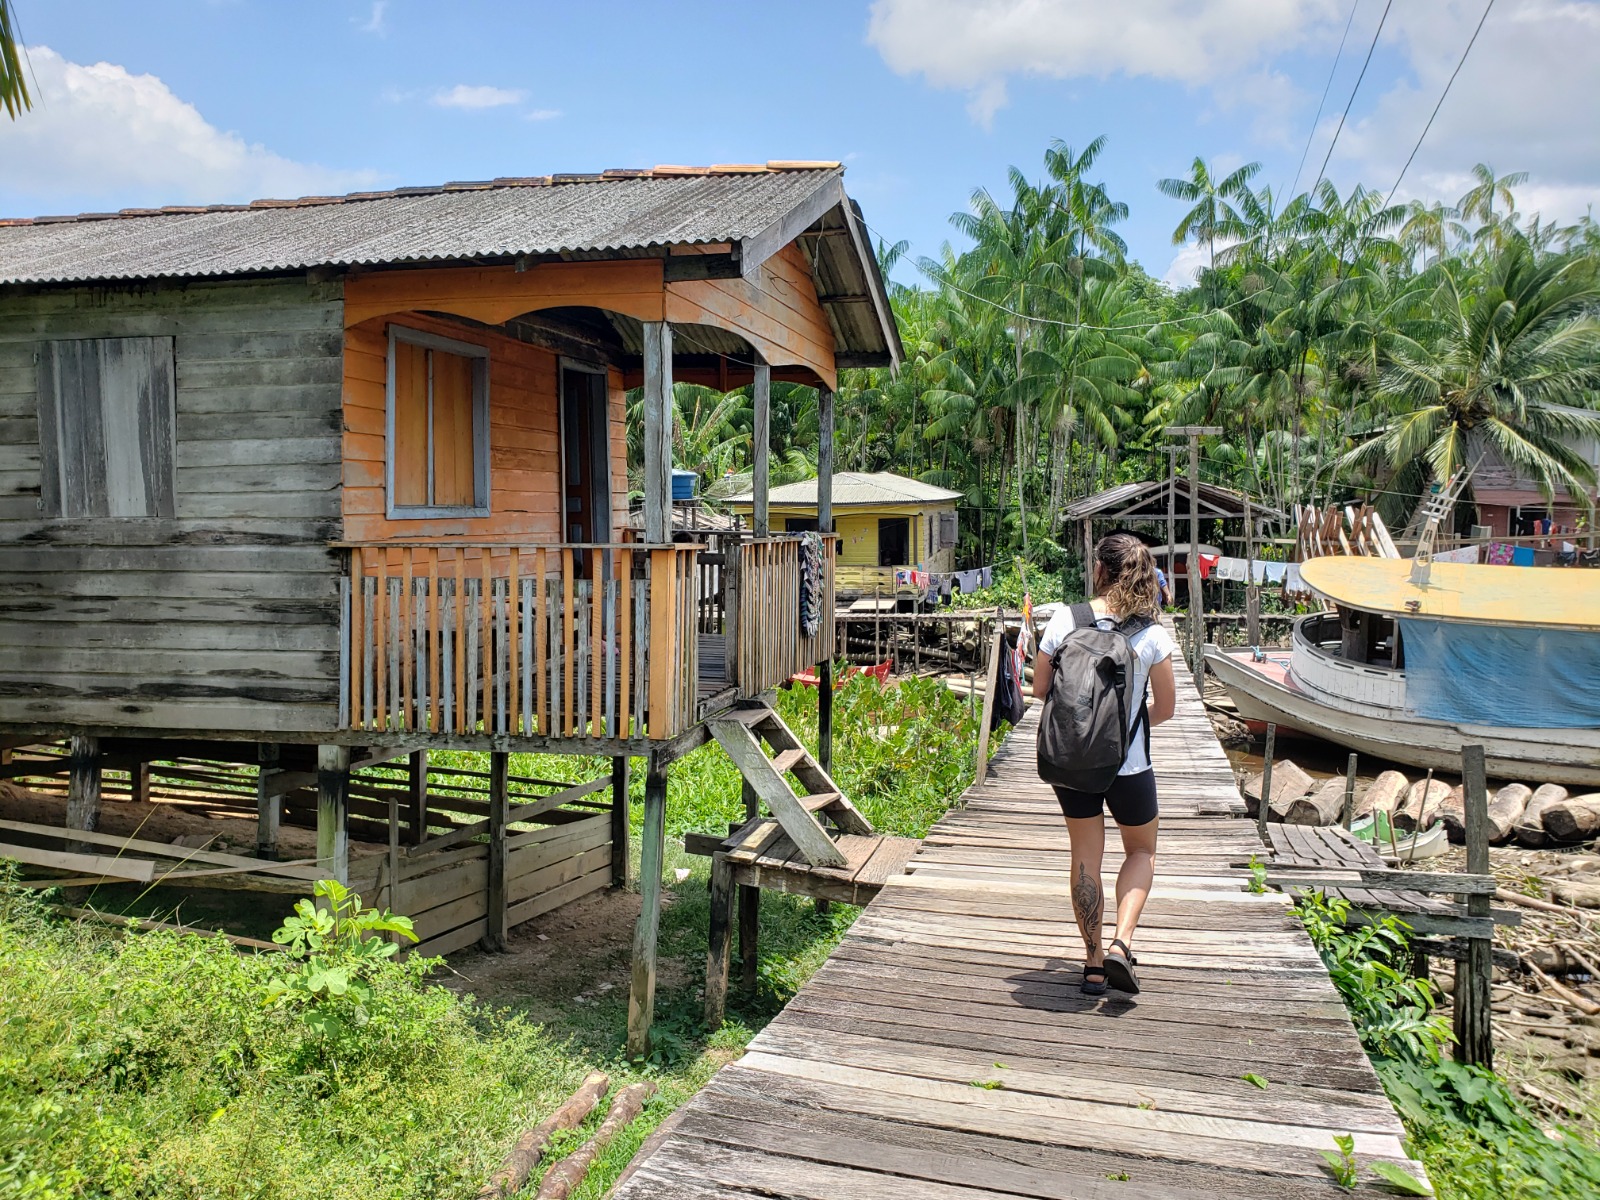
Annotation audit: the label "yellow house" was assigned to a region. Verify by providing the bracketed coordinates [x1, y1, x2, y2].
[727, 472, 963, 595]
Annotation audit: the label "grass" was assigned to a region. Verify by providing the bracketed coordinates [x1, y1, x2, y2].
[0, 672, 982, 1200]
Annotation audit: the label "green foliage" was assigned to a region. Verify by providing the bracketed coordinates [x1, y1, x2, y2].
[1298, 890, 1600, 1198]
[1245, 854, 1268, 894]
[1241, 1072, 1269, 1090]
[1321, 1132, 1359, 1189]
[264, 879, 419, 1043]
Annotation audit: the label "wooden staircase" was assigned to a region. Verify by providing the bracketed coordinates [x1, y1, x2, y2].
[709, 703, 872, 867]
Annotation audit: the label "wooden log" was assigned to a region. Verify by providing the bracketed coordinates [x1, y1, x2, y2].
[1439, 784, 1468, 844]
[610, 755, 630, 888]
[316, 744, 350, 885]
[1395, 777, 1451, 831]
[475, 1071, 610, 1200]
[0, 841, 155, 882]
[1515, 783, 1569, 848]
[1543, 795, 1600, 845]
[534, 1080, 656, 1200]
[1283, 776, 1347, 826]
[257, 742, 282, 860]
[65, 734, 100, 851]
[1487, 783, 1533, 844]
[1354, 769, 1408, 821]
[1548, 879, 1600, 909]
[1242, 758, 1312, 819]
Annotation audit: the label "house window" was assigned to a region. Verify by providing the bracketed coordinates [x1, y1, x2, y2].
[936, 510, 959, 552]
[386, 327, 489, 517]
[37, 336, 176, 518]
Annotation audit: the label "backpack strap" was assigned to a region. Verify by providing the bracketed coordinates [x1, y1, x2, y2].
[1069, 602, 1097, 631]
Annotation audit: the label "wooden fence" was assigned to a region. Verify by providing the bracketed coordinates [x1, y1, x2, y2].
[727, 536, 834, 695]
[341, 542, 699, 740]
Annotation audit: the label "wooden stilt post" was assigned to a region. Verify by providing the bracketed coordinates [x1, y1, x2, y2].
[642, 322, 673, 545]
[1341, 752, 1358, 829]
[1257, 723, 1276, 840]
[705, 851, 734, 1030]
[626, 749, 669, 1058]
[406, 749, 428, 846]
[386, 766, 401, 920]
[610, 755, 631, 888]
[817, 384, 835, 775]
[1167, 426, 1220, 687]
[129, 761, 151, 806]
[1165, 448, 1177, 595]
[315, 744, 350, 885]
[738, 779, 760, 990]
[256, 742, 282, 860]
[1245, 496, 1261, 647]
[65, 735, 100, 852]
[483, 750, 509, 952]
[752, 360, 770, 537]
[1455, 743, 1494, 1068]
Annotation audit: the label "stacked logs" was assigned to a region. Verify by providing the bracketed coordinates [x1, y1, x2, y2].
[1242, 763, 1600, 847]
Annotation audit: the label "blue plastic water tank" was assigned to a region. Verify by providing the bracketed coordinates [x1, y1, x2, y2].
[671, 469, 698, 501]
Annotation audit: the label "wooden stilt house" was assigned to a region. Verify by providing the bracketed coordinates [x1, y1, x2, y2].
[0, 163, 902, 1052]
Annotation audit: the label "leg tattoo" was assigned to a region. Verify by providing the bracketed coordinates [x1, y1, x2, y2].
[1073, 863, 1103, 960]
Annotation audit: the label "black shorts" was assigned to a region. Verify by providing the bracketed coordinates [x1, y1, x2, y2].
[1053, 769, 1158, 826]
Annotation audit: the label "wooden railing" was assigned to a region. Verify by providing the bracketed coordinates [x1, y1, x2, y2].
[340, 542, 700, 740]
[727, 535, 835, 695]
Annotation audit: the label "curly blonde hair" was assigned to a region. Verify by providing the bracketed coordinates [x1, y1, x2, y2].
[1095, 533, 1160, 620]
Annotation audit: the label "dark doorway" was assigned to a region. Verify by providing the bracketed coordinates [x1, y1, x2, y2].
[878, 516, 910, 566]
[560, 365, 612, 571]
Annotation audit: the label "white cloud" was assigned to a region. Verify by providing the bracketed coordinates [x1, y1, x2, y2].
[356, 0, 388, 35]
[432, 84, 527, 110]
[1161, 238, 1240, 289]
[0, 46, 377, 208]
[867, 0, 1342, 126]
[523, 108, 562, 122]
[1330, 0, 1600, 225]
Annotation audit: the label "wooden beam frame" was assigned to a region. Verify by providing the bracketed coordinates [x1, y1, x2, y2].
[642, 322, 673, 544]
[627, 749, 670, 1057]
[316, 744, 351, 885]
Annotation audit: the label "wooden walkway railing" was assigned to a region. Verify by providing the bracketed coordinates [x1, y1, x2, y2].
[615, 632, 1429, 1197]
[340, 542, 699, 740]
[727, 535, 834, 696]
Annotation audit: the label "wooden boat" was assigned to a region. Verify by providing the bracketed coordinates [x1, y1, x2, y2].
[1350, 812, 1451, 862]
[1204, 557, 1600, 787]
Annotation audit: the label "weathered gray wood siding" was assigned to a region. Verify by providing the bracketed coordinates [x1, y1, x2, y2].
[0, 277, 345, 735]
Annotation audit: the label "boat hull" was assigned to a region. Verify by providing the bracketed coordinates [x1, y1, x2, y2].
[1204, 644, 1600, 788]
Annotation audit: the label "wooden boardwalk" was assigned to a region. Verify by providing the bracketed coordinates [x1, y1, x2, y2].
[617, 652, 1425, 1198]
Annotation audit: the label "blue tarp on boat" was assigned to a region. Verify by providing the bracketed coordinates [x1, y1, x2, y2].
[1399, 619, 1600, 729]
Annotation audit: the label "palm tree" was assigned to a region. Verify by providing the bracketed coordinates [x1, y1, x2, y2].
[1, 0, 29, 119]
[1157, 158, 1260, 270]
[1400, 200, 1464, 269]
[1457, 163, 1529, 256]
[1343, 240, 1600, 515]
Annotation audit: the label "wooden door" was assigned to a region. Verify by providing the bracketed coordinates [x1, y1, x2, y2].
[560, 364, 612, 571]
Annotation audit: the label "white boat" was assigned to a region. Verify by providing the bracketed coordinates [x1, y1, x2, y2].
[1350, 814, 1451, 862]
[1204, 557, 1600, 788]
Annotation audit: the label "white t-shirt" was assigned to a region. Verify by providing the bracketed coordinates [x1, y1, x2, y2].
[1037, 605, 1175, 776]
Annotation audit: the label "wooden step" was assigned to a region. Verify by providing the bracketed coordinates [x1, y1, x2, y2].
[770, 749, 807, 775]
[800, 792, 842, 812]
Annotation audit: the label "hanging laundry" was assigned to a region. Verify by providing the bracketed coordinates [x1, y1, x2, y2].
[1283, 564, 1309, 595]
[1213, 557, 1246, 582]
[980, 565, 993, 587]
[954, 568, 982, 593]
[1197, 553, 1219, 580]
[1511, 546, 1535, 567]
[1484, 542, 1516, 565]
[1432, 545, 1481, 564]
[1263, 561, 1288, 584]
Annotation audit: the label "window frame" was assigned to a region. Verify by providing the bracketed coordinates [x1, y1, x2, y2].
[384, 325, 491, 520]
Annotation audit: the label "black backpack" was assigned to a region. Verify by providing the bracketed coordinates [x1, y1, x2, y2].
[1037, 603, 1152, 793]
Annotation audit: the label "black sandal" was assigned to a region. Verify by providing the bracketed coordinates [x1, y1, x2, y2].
[1104, 939, 1140, 994]
[1081, 963, 1108, 996]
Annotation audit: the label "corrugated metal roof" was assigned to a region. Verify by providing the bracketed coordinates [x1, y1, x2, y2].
[726, 471, 965, 507]
[1061, 478, 1286, 522]
[0, 165, 841, 285]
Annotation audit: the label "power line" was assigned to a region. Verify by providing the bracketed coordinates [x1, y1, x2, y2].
[1308, 0, 1394, 199]
[1381, 0, 1495, 208]
[1288, 0, 1362, 200]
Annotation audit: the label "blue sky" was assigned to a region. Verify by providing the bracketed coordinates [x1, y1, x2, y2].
[5, 1, 1597, 288]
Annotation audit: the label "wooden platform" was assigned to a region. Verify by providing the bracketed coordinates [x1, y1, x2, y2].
[617, 647, 1427, 1198]
[701, 817, 920, 907]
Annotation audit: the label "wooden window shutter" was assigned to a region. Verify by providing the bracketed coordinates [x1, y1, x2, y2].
[391, 339, 429, 508]
[37, 337, 176, 518]
[430, 349, 476, 508]
[939, 510, 958, 550]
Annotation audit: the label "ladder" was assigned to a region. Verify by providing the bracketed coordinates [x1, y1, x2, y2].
[1409, 468, 1472, 585]
[709, 703, 873, 867]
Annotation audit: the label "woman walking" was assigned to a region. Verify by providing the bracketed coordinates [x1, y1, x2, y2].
[1032, 534, 1176, 994]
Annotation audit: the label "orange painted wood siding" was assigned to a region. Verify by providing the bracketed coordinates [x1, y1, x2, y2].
[667, 243, 837, 388]
[342, 313, 627, 543]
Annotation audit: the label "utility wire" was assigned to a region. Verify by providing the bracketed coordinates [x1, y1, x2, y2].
[1309, 0, 1394, 199]
[1288, 0, 1362, 200]
[1381, 0, 1495, 208]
